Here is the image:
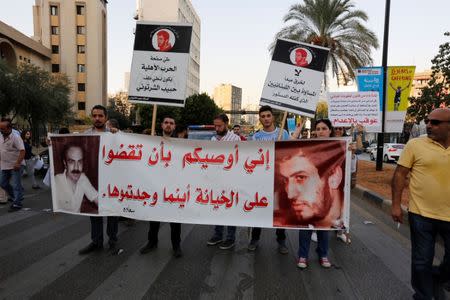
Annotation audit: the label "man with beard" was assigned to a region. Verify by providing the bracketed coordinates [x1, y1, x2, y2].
[392, 108, 450, 299]
[206, 114, 241, 250]
[78, 105, 119, 255]
[275, 140, 345, 228]
[54, 144, 98, 213]
[140, 116, 183, 258]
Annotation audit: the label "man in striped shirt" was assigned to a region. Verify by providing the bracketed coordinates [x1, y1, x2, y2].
[207, 114, 241, 250]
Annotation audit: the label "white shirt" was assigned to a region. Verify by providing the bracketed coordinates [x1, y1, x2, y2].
[54, 171, 98, 213]
[211, 130, 241, 141]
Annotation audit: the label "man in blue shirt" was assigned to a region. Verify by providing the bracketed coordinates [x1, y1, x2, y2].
[249, 105, 290, 253]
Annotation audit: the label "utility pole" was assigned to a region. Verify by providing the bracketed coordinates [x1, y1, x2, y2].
[376, 0, 391, 171]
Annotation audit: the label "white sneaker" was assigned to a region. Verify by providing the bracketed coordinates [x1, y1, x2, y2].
[337, 232, 351, 244]
[311, 231, 318, 242]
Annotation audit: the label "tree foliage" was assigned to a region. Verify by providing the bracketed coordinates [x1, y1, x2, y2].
[407, 32, 450, 122]
[272, 0, 379, 86]
[0, 60, 73, 128]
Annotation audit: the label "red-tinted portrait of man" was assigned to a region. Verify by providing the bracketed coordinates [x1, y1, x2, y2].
[156, 30, 173, 52]
[273, 140, 347, 229]
[294, 48, 309, 67]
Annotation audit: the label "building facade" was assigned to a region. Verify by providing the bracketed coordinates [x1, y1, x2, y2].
[32, 0, 108, 119]
[135, 0, 200, 97]
[213, 84, 242, 125]
[0, 20, 51, 70]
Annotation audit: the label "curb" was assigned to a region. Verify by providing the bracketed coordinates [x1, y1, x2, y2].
[353, 184, 409, 225]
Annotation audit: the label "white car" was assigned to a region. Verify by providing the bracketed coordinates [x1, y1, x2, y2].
[365, 142, 378, 153]
[370, 143, 405, 163]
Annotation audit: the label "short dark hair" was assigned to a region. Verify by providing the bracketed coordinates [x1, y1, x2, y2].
[162, 115, 176, 124]
[107, 118, 120, 130]
[214, 113, 229, 124]
[259, 105, 273, 115]
[0, 118, 12, 128]
[91, 105, 107, 117]
[62, 143, 84, 163]
[232, 124, 240, 129]
[58, 127, 70, 134]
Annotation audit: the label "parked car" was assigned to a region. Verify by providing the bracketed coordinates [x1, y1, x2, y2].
[370, 143, 405, 162]
[365, 142, 378, 153]
[187, 125, 216, 140]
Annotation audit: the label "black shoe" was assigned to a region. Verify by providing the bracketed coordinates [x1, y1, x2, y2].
[140, 242, 157, 254]
[207, 236, 223, 246]
[7, 198, 13, 203]
[32, 185, 41, 190]
[8, 205, 22, 213]
[173, 247, 183, 258]
[78, 243, 103, 255]
[219, 239, 235, 250]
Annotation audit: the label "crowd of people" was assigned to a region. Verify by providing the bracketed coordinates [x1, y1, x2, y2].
[1, 105, 449, 299]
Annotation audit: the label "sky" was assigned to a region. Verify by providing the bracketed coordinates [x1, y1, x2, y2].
[1, 0, 449, 108]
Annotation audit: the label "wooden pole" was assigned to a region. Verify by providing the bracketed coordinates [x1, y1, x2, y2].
[151, 104, 158, 136]
[277, 111, 288, 141]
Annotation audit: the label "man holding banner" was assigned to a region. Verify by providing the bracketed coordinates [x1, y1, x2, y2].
[206, 114, 241, 250]
[248, 105, 290, 254]
[78, 105, 119, 255]
[140, 116, 183, 258]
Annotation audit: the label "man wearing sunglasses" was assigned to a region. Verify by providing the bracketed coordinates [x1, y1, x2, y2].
[391, 108, 450, 299]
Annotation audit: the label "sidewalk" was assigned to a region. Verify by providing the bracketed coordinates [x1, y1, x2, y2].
[356, 160, 409, 207]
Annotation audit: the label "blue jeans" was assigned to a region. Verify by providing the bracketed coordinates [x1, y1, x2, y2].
[298, 230, 329, 259]
[0, 167, 24, 207]
[213, 225, 236, 241]
[409, 212, 450, 300]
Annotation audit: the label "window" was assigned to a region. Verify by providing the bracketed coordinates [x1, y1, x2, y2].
[76, 26, 86, 35]
[78, 102, 86, 110]
[77, 64, 85, 72]
[51, 45, 59, 54]
[52, 64, 60, 73]
[77, 45, 85, 53]
[19, 55, 22, 60]
[78, 83, 86, 91]
[50, 5, 58, 15]
[76, 5, 85, 15]
[51, 26, 59, 35]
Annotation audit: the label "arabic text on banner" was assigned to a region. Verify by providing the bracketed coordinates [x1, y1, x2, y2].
[260, 39, 329, 117]
[328, 92, 381, 133]
[128, 21, 192, 107]
[49, 134, 352, 230]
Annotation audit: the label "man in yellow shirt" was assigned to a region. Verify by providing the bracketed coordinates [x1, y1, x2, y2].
[391, 108, 450, 299]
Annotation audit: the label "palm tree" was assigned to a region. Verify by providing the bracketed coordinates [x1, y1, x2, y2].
[273, 0, 379, 86]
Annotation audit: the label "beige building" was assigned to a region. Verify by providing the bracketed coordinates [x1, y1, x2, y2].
[213, 84, 242, 125]
[32, 0, 108, 119]
[0, 20, 51, 70]
[135, 0, 200, 97]
[410, 70, 432, 98]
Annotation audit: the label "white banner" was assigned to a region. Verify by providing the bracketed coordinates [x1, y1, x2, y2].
[49, 134, 351, 230]
[260, 39, 329, 117]
[128, 21, 193, 107]
[328, 92, 382, 132]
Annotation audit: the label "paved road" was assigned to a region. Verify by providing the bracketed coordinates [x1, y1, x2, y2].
[0, 176, 441, 299]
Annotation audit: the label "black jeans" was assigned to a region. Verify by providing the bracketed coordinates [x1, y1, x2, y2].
[409, 212, 450, 299]
[90, 216, 118, 246]
[148, 221, 181, 250]
[251, 227, 286, 244]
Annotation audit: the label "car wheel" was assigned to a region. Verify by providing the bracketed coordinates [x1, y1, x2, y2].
[370, 153, 375, 161]
[383, 155, 389, 163]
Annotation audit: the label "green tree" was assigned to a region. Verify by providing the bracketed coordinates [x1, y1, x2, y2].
[315, 101, 329, 119]
[0, 61, 73, 129]
[273, 0, 379, 86]
[407, 32, 450, 122]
